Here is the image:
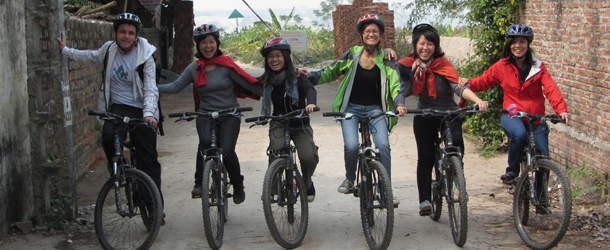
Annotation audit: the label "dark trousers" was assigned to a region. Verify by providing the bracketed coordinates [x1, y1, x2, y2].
[413, 115, 464, 203]
[195, 115, 244, 186]
[102, 104, 164, 204]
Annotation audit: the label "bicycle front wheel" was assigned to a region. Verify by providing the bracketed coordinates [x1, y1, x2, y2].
[446, 156, 468, 246]
[359, 160, 394, 250]
[513, 159, 572, 250]
[201, 160, 225, 250]
[262, 158, 309, 249]
[95, 168, 163, 250]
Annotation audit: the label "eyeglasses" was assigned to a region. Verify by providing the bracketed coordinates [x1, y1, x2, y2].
[267, 54, 283, 60]
[363, 29, 380, 35]
[413, 23, 438, 33]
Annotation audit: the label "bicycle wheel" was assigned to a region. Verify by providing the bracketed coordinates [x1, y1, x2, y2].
[201, 160, 225, 250]
[222, 166, 229, 223]
[95, 168, 162, 250]
[262, 158, 309, 249]
[359, 160, 394, 250]
[513, 159, 572, 250]
[446, 156, 468, 246]
[430, 165, 443, 221]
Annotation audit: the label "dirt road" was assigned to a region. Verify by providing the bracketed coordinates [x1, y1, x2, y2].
[0, 64, 583, 250]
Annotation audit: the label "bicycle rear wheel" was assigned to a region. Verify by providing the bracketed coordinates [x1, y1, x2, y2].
[513, 159, 572, 250]
[95, 168, 162, 250]
[201, 160, 225, 250]
[262, 158, 309, 249]
[430, 165, 443, 221]
[446, 156, 468, 246]
[360, 160, 394, 250]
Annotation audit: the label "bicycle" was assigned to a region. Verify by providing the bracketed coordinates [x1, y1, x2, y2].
[168, 107, 252, 250]
[322, 110, 396, 250]
[245, 108, 318, 249]
[501, 109, 572, 250]
[406, 106, 479, 247]
[87, 110, 163, 250]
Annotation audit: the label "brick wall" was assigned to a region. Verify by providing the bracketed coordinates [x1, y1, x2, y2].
[518, 0, 610, 173]
[171, 0, 194, 74]
[332, 0, 395, 58]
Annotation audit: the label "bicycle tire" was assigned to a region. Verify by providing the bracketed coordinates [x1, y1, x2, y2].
[262, 158, 309, 249]
[430, 165, 443, 221]
[201, 160, 225, 250]
[95, 168, 162, 250]
[446, 156, 468, 246]
[359, 160, 394, 250]
[222, 166, 229, 223]
[513, 159, 572, 250]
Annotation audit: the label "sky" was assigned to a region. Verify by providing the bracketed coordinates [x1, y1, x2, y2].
[192, 0, 413, 33]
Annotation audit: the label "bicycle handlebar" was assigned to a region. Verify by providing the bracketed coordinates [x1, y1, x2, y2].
[245, 107, 320, 124]
[406, 106, 479, 116]
[88, 110, 148, 125]
[500, 109, 564, 124]
[322, 110, 399, 119]
[168, 107, 253, 119]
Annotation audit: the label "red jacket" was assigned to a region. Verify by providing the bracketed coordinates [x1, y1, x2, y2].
[469, 58, 568, 115]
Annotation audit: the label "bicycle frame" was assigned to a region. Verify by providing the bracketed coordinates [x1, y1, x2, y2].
[435, 115, 464, 198]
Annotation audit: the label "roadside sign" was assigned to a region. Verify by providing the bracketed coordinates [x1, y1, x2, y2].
[282, 30, 307, 51]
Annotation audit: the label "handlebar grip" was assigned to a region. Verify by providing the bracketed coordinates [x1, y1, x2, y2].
[313, 107, 320, 112]
[168, 113, 184, 118]
[501, 109, 509, 114]
[323, 112, 343, 117]
[245, 117, 260, 123]
[236, 107, 253, 112]
[88, 110, 104, 116]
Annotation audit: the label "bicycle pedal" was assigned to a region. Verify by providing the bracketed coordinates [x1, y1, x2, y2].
[192, 194, 202, 199]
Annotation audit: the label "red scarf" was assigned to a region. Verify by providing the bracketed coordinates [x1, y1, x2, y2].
[397, 56, 460, 99]
[192, 56, 260, 110]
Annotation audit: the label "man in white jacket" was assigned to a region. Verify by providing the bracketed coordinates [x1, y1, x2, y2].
[58, 13, 164, 223]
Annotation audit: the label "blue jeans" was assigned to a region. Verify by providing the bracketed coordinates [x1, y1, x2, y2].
[341, 103, 391, 181]
[501, 114, 550, 176]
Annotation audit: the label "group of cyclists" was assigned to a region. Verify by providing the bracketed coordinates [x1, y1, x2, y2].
[58, 11, 569, 247]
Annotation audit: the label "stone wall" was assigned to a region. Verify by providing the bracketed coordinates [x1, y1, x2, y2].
[0, 0, 31, 239]
[171, 0, 194, 73]
[518, 0, 610, 174]
[332, 0, 395, 58]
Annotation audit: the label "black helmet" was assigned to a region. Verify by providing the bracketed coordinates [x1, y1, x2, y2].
[113, 13, 141, 32]
[260, 37, 291, 57]
[412, 23, 438, 35]
[506, 24, 534, 42]
[357, 14, 384, 34]
[193, 24, 220, 43]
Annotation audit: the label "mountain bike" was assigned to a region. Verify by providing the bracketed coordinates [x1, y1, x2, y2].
[169, 107, 252, 250]
[88, 110, 163, 250]
[501, 109, 572, 250]
[322, 110, 396, 250]
[407, 106, 479, 246]
[245, 108, 318, 249]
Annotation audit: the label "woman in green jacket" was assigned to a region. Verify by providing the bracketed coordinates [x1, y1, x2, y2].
[300, 14, 406, 205]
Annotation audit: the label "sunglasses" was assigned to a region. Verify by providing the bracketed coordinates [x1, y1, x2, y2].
[413, 23, 438, 33]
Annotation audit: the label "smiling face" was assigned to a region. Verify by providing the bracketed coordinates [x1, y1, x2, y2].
[510, 36, 529, 58]
[267, 49, 285, 72]
[198, 35, 218, 59]
[361, 23, 381, 46]
[115, 23, 137, 51]
[416, 35, 435, 62]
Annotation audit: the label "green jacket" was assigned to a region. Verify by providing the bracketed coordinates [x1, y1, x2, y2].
[308, 46, 405, 130]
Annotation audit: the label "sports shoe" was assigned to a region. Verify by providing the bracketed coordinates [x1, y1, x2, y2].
[191, 184, 203, 199]
[500, 172, 518, 184]
[337, 179, 354, 194]
[306, 183, 316, 203]
[393, 196, 400, 207]
[419, 200, 432, 216]
[140, 202, 166, 230]
[233, 182, 245, 204]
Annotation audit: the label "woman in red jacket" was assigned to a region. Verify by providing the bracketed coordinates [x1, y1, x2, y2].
[458, 24, 569, 182]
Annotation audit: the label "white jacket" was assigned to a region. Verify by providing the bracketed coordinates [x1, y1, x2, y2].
[62, 37, 159, 120]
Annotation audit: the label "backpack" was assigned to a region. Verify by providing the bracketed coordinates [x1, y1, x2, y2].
[103, 42, 166, 135]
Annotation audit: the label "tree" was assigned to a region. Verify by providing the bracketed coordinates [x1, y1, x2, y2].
[312, 0, 352, 28]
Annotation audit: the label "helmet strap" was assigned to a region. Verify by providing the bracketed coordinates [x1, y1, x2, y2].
[116, 38, 137, 54]
[362, 38, 379, 55]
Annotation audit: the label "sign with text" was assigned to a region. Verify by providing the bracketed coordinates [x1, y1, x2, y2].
[283, 30, 307, 51]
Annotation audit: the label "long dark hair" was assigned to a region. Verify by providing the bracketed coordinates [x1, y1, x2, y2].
[260, 49, 296, 88]
[194, 34, 223, 59]
[410, 29, 445, 60]
[502, 36, 535, 82]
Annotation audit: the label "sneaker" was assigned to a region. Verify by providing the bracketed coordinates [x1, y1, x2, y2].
[140, 203, 166, 230]
[419, 200, 432, 216]
[191, 184, 203, 199]
[501, 172, 517, 184]
[393, 196, 400, 207]
[233, 182, 245, 204]
[337, 179, 354, 194]
[307, 183, 316, 203]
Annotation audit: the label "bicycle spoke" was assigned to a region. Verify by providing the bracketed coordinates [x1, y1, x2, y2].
[202, 160, 224, 249]
[360, 161, 394, 250]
